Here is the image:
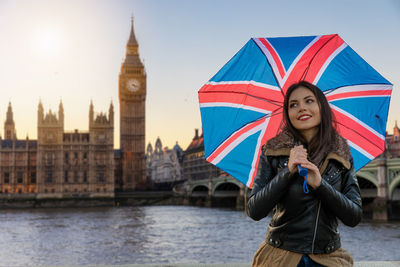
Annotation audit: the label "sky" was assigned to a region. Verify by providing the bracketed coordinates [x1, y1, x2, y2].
[0, 0, 399, 150]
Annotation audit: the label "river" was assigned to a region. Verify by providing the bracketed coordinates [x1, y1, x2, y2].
[0, 205, 399, 266]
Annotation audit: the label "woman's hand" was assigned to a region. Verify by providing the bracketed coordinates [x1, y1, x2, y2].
[288, 145, 321, 189]
[288, 145, 308, 174]
[298, 160, 322, 189]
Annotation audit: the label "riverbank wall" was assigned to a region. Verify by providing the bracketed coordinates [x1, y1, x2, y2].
[0, 194, 114, 208]
[33, 262, 400, 266]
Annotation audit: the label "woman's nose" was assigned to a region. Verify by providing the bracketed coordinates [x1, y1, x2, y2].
[298, 103, 306, 111]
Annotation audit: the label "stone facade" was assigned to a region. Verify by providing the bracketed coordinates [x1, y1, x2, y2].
[386, 121, 400, 158]
[183, 129, 221, 181]
[146, 138, 184, 187]
[0, 103, 37, 194]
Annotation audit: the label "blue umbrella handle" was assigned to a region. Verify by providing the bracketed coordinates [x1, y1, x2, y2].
[297, 165, 309, 194]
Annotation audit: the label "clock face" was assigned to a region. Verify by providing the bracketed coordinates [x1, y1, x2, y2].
[126, 78, 140, 92]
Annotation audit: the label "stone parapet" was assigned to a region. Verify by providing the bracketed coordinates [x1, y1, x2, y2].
[30, 262, 400, 267]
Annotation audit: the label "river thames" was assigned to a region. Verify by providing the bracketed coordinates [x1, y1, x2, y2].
[0, 205, 399, 266]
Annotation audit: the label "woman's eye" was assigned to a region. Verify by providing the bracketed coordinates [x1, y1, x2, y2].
[289, 103, 297, 108]
[306, 99, 314, 104]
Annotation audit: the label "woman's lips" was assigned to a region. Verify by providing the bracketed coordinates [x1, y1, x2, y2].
[298, 115, 311, 121]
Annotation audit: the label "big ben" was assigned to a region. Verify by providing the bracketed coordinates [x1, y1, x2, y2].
[118, 18, 146, 191]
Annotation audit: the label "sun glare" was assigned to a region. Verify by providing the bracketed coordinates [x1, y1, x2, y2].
[31, 26, 64, 59]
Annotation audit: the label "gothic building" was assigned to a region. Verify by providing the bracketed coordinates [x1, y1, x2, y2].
[0, 19, 146, 197]
[386, 121, 400, 158]
[183, 129, 221, 181]
[146, 138, 184, 190]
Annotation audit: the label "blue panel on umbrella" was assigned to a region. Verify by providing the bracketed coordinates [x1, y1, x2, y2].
[317, 46, 391, 91]
[267, 36, 317, 71]
[348, 145, 372, 172]
[200, 106, 266, 158]
[216, 130, 262, 185]
[210, 40, 279, 87]
[330, 97, 390, 136]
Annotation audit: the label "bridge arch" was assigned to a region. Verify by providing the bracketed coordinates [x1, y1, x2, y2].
[389, 175, 400, 200]
[356, 173, 378, 187]
[191, 185, 209, 197]
[213, 180, 242, 195]
[356, 174, 378, 200]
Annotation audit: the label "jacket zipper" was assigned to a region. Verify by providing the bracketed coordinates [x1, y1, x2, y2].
[311, 201, 321, 254]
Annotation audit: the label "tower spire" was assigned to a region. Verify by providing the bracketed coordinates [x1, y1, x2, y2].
[127, 15, 138, 47]
[4, 102, 16, 139]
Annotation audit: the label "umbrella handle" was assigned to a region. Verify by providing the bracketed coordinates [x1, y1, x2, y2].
[297, 165, 308, 177]
[298, 165, 309, 194]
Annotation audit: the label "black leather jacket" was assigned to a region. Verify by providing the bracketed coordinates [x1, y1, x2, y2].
[247, 153, 362, 254]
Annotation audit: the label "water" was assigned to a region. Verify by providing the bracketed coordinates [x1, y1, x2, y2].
[0, 205, 399, 266]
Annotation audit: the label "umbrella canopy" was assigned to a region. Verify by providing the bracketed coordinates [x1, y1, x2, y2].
[198, 34, 392, 188]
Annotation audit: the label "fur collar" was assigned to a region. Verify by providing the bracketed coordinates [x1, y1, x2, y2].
[263, 128, 351, 173]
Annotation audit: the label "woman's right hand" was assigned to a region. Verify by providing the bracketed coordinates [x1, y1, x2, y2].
[288, 145, 308, 174]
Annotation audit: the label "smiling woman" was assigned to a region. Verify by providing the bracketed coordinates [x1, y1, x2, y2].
[31, 25, 64, 60]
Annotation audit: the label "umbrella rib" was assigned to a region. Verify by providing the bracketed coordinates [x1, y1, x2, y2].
[324, 83, 390, 96]
[200, 90, 283, 107]
[209, 110, 283, 160]
[300, 34, 337, 81]
[335, 121, 383, 152]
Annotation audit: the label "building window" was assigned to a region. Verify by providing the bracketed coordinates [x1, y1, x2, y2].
[30, 172, 36, 184]
[4, 173, 9, 184]
[83, 152, 88, 159]
[83, 171, 87, 183]
[74, 152, 78, 159]
[45, 170, 53, 183]
[97, 172, 105, 183]
[45, 153, 54, 165]
[74, 171, 79, 183]
[64, 171, 69, 183]
[17, 172, 23, 184]
[65, 152, 69, 163]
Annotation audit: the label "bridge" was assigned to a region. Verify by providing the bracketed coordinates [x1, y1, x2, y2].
[182, 157, 400, 221]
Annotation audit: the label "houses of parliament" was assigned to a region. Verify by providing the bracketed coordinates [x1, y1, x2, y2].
[0, 20, 146, 199]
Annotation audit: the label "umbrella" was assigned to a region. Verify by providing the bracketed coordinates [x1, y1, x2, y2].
[198, 34, 392, 188]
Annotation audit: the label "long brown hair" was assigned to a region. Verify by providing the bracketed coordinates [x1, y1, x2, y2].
[283, 81, 337, 166]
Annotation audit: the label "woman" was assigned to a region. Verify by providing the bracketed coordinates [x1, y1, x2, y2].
[247, 81, 362, 267]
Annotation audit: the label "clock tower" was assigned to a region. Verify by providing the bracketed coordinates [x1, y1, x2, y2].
[118, 18, 147, 191]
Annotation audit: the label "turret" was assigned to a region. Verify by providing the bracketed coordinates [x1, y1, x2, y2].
[58, 100, 64, 130]
[89, 100, 94, 127]
[109, 101, 114, 125]
[4, 102, 16, 139]
[38, 100, 44, 125]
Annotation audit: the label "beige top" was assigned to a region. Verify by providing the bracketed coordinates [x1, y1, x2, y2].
[252, 241, 353, 267]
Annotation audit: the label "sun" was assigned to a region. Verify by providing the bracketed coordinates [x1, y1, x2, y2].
[31, 25, 64, 60]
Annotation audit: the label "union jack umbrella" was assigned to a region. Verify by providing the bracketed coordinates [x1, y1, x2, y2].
[198, 34, 392, 188]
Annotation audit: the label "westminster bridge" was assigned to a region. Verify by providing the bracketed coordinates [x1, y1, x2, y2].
[182, 157, 400, 221]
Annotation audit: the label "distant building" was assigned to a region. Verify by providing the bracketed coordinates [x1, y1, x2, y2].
[386, 121, 400, 158]
[182, 129, 221, 181]
[146, 138, 184, 190]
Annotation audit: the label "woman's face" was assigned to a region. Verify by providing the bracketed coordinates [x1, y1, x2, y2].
[288, 86, 321, 141]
